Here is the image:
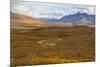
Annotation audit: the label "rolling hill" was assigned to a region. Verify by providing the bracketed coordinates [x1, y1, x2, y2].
[10, 12, 45, 29]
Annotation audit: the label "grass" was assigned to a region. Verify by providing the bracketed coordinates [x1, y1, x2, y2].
[11, 26, 95, 66]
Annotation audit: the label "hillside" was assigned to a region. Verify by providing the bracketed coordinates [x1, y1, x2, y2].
[10, 12, 45, 28]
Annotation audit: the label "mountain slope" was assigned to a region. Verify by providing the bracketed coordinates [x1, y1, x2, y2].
[10, 12, 45, 28]
[48, 12, 95, 24]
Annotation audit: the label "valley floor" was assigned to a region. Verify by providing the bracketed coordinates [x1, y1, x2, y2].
[11, 26, 95, 66]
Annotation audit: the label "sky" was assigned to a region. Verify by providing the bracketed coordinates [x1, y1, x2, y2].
[11, 1, 95, 19]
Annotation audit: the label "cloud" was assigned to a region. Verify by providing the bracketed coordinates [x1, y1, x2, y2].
[73, 5, 95, 15]
[87, 6, 95, 14]
[11, 1, 95, 19]
[11, 4, 29, 14]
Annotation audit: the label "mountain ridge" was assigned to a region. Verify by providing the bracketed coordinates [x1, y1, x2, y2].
[48, 12, 95, 24]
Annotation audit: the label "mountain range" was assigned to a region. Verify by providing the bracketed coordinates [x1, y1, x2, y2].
[48, 12, 95, 25]
[11, 11, 95, 28]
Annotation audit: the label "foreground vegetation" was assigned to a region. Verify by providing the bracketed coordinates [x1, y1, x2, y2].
[11, 26, 95, 66]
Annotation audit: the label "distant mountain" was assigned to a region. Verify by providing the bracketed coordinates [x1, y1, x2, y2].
[48, 12, 95, 25]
